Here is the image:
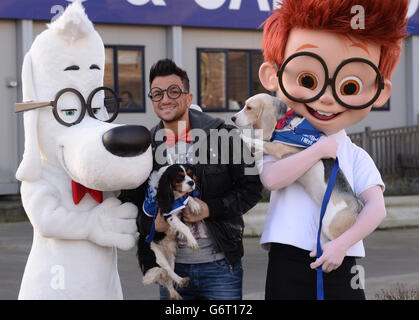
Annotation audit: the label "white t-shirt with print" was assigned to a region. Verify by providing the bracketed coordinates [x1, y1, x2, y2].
[260, 129, 384, 257]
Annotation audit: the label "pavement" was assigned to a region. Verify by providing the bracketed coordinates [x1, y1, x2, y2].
[1, 221, 419, 300]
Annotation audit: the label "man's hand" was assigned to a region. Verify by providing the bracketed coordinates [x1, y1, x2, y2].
[182, 198, 210, 223]
[154, 210, 170, 233]
[309, 238, 347, 273]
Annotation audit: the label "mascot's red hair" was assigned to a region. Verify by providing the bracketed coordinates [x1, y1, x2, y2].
[262, 0, 408, 79]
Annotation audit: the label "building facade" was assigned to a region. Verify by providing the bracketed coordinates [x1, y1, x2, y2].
[1, 0, 419, 194]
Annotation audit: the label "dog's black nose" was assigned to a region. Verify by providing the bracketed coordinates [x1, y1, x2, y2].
[102, 125, 151, 157]
[187, 180, 195, 187]
[231, 116, 237, 123]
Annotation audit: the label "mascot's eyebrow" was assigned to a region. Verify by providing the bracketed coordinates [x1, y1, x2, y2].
[64, 65, 80, 71]
[90, 64, 101, 70]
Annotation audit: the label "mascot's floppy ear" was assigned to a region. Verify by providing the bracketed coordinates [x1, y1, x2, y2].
[47, 1, 94, 42]
[16, 52, 42, 182]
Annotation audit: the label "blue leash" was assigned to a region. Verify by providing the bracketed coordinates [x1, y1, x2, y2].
[316, 157, 340, 300]
[272, 116, 339, 299]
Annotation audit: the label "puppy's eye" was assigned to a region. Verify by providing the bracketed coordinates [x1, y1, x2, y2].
[90, 64, 101, 70]
[64, 65, 80, 71]
[246, 106, 252, 111]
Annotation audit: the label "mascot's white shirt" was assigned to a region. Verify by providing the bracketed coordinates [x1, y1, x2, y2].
[260, 129, 384, 257]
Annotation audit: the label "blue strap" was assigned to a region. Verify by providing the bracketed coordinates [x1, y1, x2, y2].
[316, 157, 340, 300]
[271, 118, 325, 148]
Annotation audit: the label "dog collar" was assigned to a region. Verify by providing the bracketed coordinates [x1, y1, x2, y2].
[271, 116, 324, 148]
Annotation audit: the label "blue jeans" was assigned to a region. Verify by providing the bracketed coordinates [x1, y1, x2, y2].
[159, 259, 243, 300]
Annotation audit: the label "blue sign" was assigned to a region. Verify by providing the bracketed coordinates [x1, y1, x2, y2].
[0, 0, 275, 30]
[0, 0, 418, 33]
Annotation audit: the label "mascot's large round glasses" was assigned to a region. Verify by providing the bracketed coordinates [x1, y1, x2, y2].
[276, 52, 385, 110]
[148, 84, 189, 102]
[15, 87, 121, 127]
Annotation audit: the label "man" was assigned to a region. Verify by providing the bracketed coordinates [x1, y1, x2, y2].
[120, 59, 263, 300]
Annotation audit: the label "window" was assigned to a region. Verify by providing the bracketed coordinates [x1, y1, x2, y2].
[198, 49, 272, 111]
[105, 46, 145, 112]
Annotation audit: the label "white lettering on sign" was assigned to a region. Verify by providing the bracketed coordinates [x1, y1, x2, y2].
[229, 0, 271, 11]
[126, 0, 167, 6]
[194, 0, 226, 10]
[125, 0, 273, 11]
[408, 0, 419, 18]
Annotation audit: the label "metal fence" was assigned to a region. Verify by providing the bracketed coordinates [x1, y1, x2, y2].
[348, 125, 419, 176]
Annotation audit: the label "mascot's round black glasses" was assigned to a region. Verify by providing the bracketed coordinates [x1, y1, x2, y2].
[15, 87, 121, 127]
[276, 51, 385, 110]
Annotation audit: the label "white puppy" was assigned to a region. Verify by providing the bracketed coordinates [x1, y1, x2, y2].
[16, 2, 152, 299]
[232, 94, 363, 241]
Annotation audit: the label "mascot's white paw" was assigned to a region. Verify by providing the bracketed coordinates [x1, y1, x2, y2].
[88, 198, 138, 250]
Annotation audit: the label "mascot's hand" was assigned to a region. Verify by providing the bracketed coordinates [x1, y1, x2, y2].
[87, 197, 138, 250]
[309, 239, 346, 273]
[313, 136, 338, 159]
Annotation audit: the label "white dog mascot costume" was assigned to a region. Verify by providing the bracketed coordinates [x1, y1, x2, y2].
[15, 2, 153, 299]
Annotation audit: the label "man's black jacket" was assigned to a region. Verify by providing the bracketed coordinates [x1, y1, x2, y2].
[119, 109, 263, 273]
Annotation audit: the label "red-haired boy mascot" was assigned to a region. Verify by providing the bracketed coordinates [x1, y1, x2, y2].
[258, 0, 408, 300]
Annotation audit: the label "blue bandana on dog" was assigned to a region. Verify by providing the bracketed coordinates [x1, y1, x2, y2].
[143, 182, 199, 243]
[270, 110, 323, 148]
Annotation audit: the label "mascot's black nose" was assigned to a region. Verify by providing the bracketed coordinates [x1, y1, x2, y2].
[102, 125, 151, 157]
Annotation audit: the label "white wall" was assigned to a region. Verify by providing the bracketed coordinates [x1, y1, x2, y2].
[31, 22, 411, 134]
[0, 20, 19, 194]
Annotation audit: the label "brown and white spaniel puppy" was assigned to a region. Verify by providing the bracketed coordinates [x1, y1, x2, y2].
[142, 164, 201, 300]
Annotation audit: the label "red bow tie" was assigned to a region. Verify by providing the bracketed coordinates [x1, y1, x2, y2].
[72, 180, 103, 205]
[165, 128, 191, 147]
[276, 109, 295, 130]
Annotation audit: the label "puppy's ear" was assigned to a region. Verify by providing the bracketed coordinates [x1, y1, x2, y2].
[16, 52, 42, 182]
[156, 172, 174, 215]
[255, 100, 278, 140]
[272, 96, 289, 119]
